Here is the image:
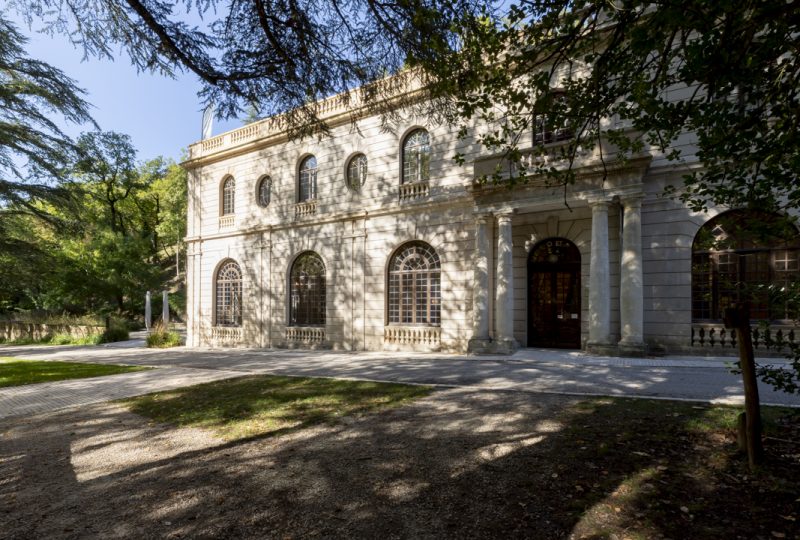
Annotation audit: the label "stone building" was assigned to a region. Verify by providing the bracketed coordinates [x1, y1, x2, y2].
[182, 84, 799, 355]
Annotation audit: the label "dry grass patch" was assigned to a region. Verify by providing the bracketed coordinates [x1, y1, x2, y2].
[121, 375, 432, 440]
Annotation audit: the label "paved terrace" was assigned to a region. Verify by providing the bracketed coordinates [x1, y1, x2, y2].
[1, 343, 799, 419]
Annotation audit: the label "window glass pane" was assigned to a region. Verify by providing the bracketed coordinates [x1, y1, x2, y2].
[347, 154, 367, 192]
[290, 252, 325, 325]
[402, 130, 430, 184]
[257, 176, 271, 207]
[222, 177, 235, 215]
[692, 210, 800, 321]
[387, 241, 441, 326]
[299, 156, 317, 202]
[215, 260, 242, 326]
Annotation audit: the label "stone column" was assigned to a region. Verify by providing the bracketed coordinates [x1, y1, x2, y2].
[619, 196, 646, 355]
[494, 212, 518, 353]
[588, 200, 612, 349]
[468, 214, 491, 352]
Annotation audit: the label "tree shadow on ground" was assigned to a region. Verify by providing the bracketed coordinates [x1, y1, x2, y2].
[0, 389, 798, 539]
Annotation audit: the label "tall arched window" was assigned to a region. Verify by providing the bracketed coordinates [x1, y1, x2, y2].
[401, 129, 431, 184]
[290, 252, 326, 325]
[692, 210, 800, 321]
[221, 176, 235, 215]
[388, 241, 441, 325]
[215, 260, 242, 326]
[298, 155, 317, 202]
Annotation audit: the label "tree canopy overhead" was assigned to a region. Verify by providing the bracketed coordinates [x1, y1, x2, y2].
[0, 14, 94, 220]
[10, 0, 478, 125]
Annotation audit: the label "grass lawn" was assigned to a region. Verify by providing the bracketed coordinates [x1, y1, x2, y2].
[0, 357, 149, 388]
[122, 375, 432, 440]
[547, 398, 800, 539]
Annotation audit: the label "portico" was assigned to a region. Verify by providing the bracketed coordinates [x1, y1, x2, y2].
[467, 159, 650, 355]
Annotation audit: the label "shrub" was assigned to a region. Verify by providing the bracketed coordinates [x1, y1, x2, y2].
[100, 324, 130, 344]
[146, 324, 182, 348]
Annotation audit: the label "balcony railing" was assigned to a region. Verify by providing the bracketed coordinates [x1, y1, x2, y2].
[384, 325, 441, 347]
[286, 326, 325, 343]
[295, 200, 317, 217]
[219, 214, 235, 229]
[399, 181, 430, 201]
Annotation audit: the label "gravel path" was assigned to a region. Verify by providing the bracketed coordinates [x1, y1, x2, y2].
[1, 389, 583, 539]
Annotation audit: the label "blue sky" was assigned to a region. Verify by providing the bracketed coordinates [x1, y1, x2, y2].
[13, 15, 240, 163]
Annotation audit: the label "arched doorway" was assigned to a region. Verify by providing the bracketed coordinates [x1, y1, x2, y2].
[528, 238, 581, 348]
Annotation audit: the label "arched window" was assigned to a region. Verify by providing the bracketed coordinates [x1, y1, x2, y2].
[346, 153, 367, 192]
[388, 241, 441, 325]
[221, 176, 235, 215]
[298, 155, 317, 202]
[401, 129, 431, 184]
[290, 252, 326, 325]
[256, 175, 272, 207]
[692, 210, 800, 321]
[215, 260, 242, 326]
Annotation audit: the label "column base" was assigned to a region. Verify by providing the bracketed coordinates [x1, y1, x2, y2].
[489, 338, 519, 355]
[468, 338, 493, 354]
[618, 340, 648, 358]
[585, 341, 618, 356]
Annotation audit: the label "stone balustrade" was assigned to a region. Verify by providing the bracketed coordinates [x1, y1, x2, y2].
[398, 181, 430, 201]
[690, 323, 797, 350]
[295, 200, 317, 217]
[210, 326, 243, 342]
[219, 215, 235, 229]
[286, 326, 325, 343]
[384, 326, 441, 348]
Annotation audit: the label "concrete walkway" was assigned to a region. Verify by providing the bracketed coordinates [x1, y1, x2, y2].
[1, 343, 799, 420]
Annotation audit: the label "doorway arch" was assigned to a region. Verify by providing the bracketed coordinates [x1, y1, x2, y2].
[527, 238, 581, 348]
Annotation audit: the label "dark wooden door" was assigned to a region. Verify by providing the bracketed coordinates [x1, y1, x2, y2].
[528, 238, 581, 348]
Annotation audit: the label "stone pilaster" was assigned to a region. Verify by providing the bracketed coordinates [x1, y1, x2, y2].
[493, 212, 518, 353]
[619, 196, 646, 355]
[468, 214, 492, 353]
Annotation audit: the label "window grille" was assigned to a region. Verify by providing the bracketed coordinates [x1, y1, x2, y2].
[401, 130, 431, 184]
[222, 177, 235, 215]
[299, 156, 317, 202]
[346, 154, 368, 192]
[533, 91, 574, 145]
[257, 176, 271, 207]
[290, 252, 326, 325]
[388, 241, 441, 325]
[691, 210, 800, 321]
[215, 260, 242, 326]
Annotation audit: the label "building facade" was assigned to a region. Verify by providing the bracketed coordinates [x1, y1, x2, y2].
[182, 88, 799, 355]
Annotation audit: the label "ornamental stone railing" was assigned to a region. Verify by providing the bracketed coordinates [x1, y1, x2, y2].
[398, 181, 429, 201]
[384, 325, 441, 348]
[295, 200, 317, 217]
[285, 326, 325, 344]
[219, 214, 235, 229]
[690, 323, 797, 350]
[210, 326, 243, 342]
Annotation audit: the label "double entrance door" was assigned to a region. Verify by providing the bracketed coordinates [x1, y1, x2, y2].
[527, 238, 581, 349]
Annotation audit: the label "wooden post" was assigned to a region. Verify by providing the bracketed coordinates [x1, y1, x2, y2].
[723, 303, 764, 470]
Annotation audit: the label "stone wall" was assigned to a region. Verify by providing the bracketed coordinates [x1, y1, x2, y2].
[0, 323, 105, 342]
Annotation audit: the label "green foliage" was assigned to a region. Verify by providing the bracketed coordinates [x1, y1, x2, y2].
[100, 322, 130, 344]
[146, 322, 181, 348]
[0, 129, 187, 318]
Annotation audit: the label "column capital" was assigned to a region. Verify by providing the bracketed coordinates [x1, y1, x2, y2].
[620, 194, 643, 208]
[496, 211, 514, 224]
[474, 212, 492, 225]
[588, 198, 612, 209]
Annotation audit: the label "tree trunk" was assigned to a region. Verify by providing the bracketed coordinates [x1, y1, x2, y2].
[725, 303, 764, 470]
